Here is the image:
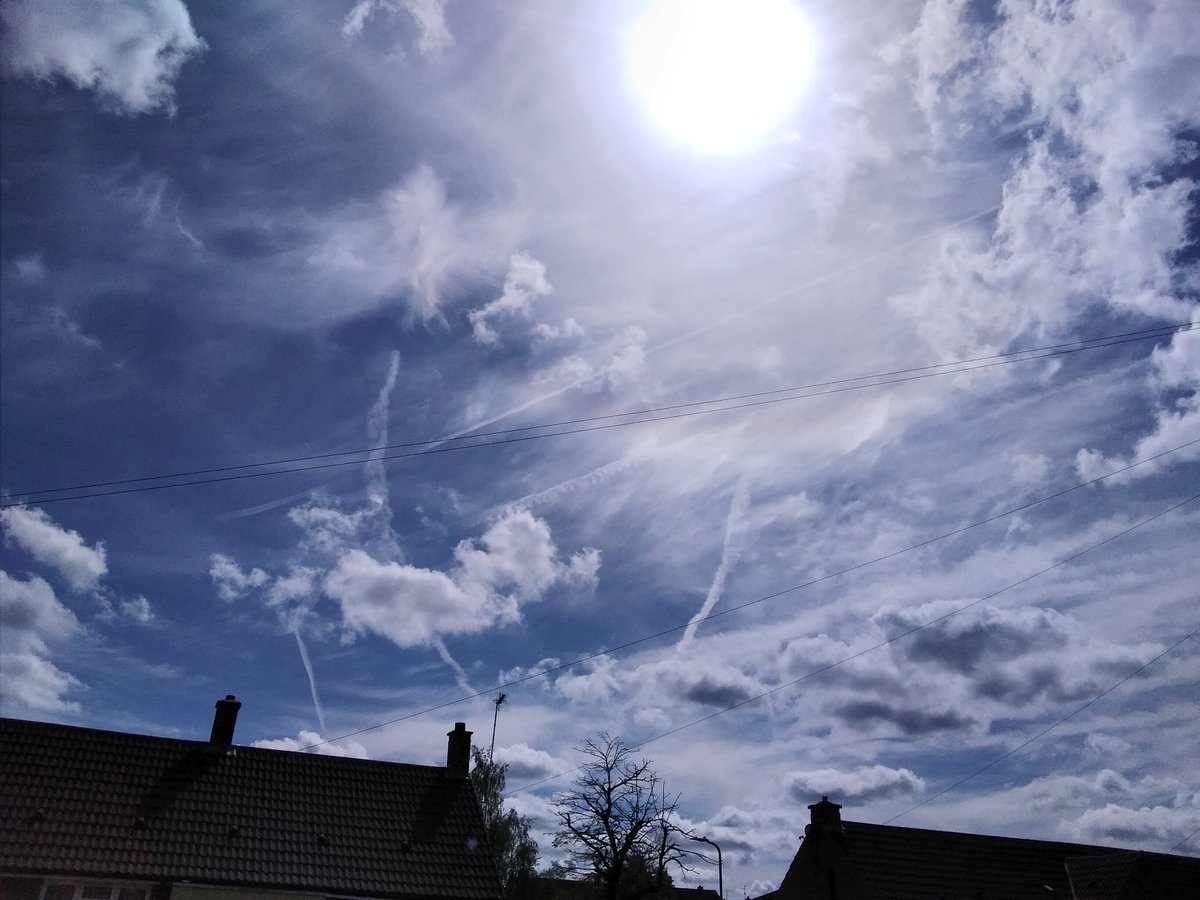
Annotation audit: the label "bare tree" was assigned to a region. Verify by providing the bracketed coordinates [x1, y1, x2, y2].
[552, 734, 695, 900]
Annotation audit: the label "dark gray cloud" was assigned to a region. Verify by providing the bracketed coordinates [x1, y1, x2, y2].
[785, 765, 924, 804]
[874, 603, 1069, 674]
[494, 743, 563, 781]
[834, 699, 976, 735]
[868, 602, 1162, 710]
[640, 659, 762, 709]
[973, 664, 1098, 704]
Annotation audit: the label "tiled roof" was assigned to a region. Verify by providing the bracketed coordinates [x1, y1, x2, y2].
[1066, 850, 1200, 900]
[0, 717, 503, 900]
[841, 821, 1120, 898]
[773, 819, 1200, 900]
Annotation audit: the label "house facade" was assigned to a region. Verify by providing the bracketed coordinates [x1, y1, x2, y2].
[1, 697, 502, 900]
[758, 796, 1199, 900]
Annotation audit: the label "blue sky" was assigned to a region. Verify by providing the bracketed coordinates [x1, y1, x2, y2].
[1, 0, 1198, 891]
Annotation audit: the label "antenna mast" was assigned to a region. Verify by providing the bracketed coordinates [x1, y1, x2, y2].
[489, 692, 507, 758]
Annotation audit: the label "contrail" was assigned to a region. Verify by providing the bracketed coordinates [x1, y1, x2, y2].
[367, 351, 402, 505]
[216, 488, 317, 521]
[293, 626, 328, 735]
[678, 478, 750, 651]
[491, 452, 655, 517]
[431, 635, 475, 695]
[366, 353, 468, 691]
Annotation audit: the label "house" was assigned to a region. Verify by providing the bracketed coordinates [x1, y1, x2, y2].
[0, 696, 503, 900]
[757, 796, 1200, 900]
[518, 878, 720, 900]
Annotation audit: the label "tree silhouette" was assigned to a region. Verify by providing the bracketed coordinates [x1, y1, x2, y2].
[472, 746, 539, 894]
[552, 734, 694, 900]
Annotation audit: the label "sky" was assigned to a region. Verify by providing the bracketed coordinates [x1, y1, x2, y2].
[1, 0, 1198, 892]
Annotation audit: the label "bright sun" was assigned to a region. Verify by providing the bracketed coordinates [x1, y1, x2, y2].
[627, 0, 814, 154]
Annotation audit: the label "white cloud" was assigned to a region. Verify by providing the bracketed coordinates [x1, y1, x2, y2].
[326, 550, 493, 646]
[120, 595, 154, 623]
[14, 253, 45, 283]
[785, 765, 925, 804]
[51, 308, 102, 349]
[287, 498, 377, 556]
[469, 251, 553, 345]
[454, 508, 598, 600]
[495, 742, 565, 780]
[252, 730, 370, 758]
[0, 571, 82, 712]
[0, 652, 83, 713]
[637, 658, 762, 709]
[266, 568, 319, 611]
[1008, 451, 1051, 486]
[533, 327, 650, 397]
[498, 656, 561, 685]
[0, 0, 204, 115]
[343, 0, 453, 56]
[1075, 324, 1200, 483]
[308, 165, 522, 319]
[1064, 801, 1200, 848]
[325, 509, 599, 648]
[896, 0, 1199, 372]
[1084, 732, 1134, 761]
[553, 654, 621, 704]
[1, 506, 107, 592]
[208, 553, 268, 602]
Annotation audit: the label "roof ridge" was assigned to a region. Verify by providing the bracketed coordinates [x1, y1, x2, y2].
[0, 715, 444, 772]
[843, 819, 1139, 855]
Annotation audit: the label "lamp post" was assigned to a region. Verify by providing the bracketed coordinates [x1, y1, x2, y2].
[694, 835, 723, 900]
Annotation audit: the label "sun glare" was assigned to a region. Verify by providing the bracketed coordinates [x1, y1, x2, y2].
[627, 0, 814, 154]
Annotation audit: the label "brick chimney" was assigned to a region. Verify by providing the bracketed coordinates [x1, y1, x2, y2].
[209, 695, 242, 747]
[446, 722, 472, 778]
[806, 796, 843, 837]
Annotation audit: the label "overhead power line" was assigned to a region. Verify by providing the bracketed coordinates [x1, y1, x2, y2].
[3, 321, 1194, 509]
[298, 439, 1198, 755]
[1170, 825, 1200, 854]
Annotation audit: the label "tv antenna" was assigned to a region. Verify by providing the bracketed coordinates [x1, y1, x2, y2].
[489, 692, 507, 757]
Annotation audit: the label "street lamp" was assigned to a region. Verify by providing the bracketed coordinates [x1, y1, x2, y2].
[693, 835, 723, 900]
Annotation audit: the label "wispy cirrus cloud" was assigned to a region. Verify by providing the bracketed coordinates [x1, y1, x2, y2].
[307, 164, 523, 320]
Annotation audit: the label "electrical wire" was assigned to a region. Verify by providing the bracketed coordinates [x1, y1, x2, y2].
[297, 438, 1198, 754]
[503, 493, 1199, 796]
[3, 321, 1193, 509]
[1170, 825, 1200, 854]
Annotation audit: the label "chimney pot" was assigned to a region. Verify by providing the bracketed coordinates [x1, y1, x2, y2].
[210, 695, 242, 747]
[807, 795, 843, 835]
[446, 722, 472, 778]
